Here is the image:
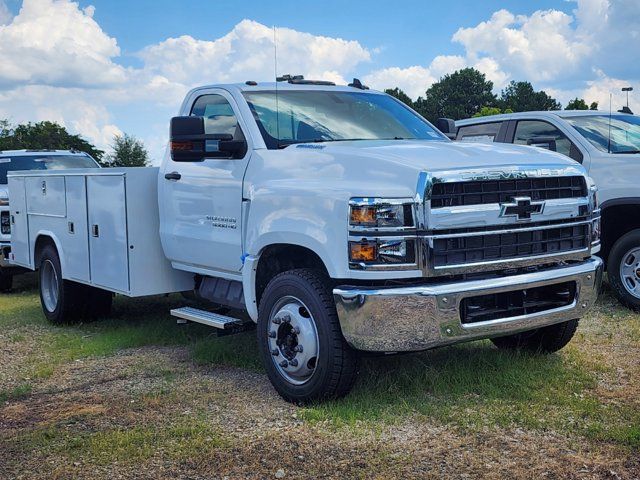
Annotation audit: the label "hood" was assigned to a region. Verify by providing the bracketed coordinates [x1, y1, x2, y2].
[292, 139, 579, 171]
[273, 140, 585, 198]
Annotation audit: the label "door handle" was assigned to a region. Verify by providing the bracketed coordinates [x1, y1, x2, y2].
[164, 172, 181, 181]
[92, 224, 99, 237]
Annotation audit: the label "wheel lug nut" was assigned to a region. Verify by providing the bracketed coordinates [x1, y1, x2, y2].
[294, 345, 303, 353]
[292, 327, 300, 334]
[271, 348, 279, 356]
[279, 360, 289, 367]
[268, 330, 277, 338]
[283, 315, 291, 323]
[289, 359, 299, 367]
[272, 317, 281, 324]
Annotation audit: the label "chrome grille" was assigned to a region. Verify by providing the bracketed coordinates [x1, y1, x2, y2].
[430, 176, 587, 208]
[432, 223, 589, 268]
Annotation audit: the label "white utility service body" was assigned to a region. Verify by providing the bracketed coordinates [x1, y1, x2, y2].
[8, 168, 192, 296]
[8, 81, 603, 402]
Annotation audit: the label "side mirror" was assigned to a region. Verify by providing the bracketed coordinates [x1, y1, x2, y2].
[435, 118, 457, 140]
[170, 116, 247, 162]
[527, 136, 557, 152]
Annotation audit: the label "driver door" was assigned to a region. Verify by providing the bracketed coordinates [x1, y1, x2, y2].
[161, 90, 250, 275]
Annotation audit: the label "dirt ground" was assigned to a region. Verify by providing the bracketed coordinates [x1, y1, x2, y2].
[0, 277, 638, 479]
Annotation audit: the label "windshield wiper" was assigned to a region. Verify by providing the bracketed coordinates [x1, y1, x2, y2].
[613, 150, 640, 154]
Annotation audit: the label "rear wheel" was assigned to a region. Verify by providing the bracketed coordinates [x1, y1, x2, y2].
[257, 268, 358, 404]
[491, 319, 579, 353]
[0, 268, 13, 292]
[38, 244, 87, 324]
[608, 229, 640, 311]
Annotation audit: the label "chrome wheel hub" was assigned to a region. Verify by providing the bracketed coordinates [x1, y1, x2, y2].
[620, 247, 640, 299]
[268, 296, 319, 385]
[41, 259, 59, 312]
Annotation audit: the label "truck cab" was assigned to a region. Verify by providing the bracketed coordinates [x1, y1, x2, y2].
[9, 81, 602, 403]
[455, 111, 640, 309]
[0, 149, 99, 291]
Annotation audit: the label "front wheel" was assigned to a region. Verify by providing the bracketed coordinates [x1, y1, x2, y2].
[608, 229, 640, 311]
[491, 319, 579, 353]
[257, 269, 359, 404]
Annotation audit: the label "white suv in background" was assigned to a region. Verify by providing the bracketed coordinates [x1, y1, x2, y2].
[453, 111, 640, 310]
[0, 149, 100, 291]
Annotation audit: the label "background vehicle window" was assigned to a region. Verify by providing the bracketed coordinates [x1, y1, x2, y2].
[0, 155, 98, 184]
[456, 122, 501, 143]
[514, 120, 573, 157]
[190, 94, 243, 139]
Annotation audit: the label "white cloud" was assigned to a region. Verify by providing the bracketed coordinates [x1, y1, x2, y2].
[0, 0, 126, 88]
[138, 20, 370, 90]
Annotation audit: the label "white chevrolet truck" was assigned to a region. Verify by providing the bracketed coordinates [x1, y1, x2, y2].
[8, 79, 603, 403]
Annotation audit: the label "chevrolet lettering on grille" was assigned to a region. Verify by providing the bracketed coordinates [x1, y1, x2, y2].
[500, 196, 545, 221]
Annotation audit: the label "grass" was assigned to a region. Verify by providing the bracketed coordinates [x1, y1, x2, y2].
[0, 273, 638, 474]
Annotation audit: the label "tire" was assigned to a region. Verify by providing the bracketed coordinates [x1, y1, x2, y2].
[0, 268, 13, 292]
[257, 268, 358, 404]
[38, 243, 86, 325]
[491, 318, 579, 353]
[607, 229, 640, 311]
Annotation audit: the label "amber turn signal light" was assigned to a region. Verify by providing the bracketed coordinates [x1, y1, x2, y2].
[349, 242, 377, 262]
[350, 206, 377, 225]
[171, 141, 194, 151]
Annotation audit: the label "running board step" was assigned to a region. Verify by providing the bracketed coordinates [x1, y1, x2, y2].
[170, 307, 243, 329]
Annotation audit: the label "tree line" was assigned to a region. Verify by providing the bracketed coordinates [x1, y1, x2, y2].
[385, 67, 598, 123]
[0, 119, 149, 167]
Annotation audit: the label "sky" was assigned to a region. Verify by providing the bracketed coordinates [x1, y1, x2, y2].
[0, 0, 638, 163]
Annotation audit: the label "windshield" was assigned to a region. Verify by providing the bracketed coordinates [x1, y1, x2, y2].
[242, 90, 446, 149]
[564, 114, 640, 154]
[0, 154, 99, 184]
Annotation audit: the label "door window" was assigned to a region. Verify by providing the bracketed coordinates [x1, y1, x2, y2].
[456, 122, 502, 143]
[513, 120, 577, 159]
[190, 94, 244, 140]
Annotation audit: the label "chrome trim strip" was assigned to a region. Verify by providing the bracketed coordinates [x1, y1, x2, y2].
[425, 219, 591, 239]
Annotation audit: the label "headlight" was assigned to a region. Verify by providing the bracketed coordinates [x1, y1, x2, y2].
[349, 198, 414, 229]
[349, 239, 416, 266]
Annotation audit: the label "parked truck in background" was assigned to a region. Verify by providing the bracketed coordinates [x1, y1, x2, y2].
[450, 111, 640, 310]
[8, 79, 603, 403]
[0, 149, 100, 291]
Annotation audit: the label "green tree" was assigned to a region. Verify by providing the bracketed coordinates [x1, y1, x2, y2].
[590, 101, 599, 110]
[0, 120, 103, 161]
[498, 81, 562, 112]
[103, 133, 149, 167]
[385, 87, 414, 109]
[472, 106, 514, 117]
[414, 68, 497, 122]
[565, 98, 589, 110]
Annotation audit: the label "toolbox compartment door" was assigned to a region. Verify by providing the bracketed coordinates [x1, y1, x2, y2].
[87, 175, 129, 292]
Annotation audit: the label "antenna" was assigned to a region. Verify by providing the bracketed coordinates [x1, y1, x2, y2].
[608, 93, 612, 154]
[273, 26, 280, 148]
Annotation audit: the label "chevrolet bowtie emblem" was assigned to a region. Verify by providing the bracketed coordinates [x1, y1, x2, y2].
[500, 196, 545, 221]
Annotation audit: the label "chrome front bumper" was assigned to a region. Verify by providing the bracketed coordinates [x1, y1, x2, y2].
[333, 257, 603, 352]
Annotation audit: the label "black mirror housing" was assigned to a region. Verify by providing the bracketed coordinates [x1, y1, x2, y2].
[170, 116, 247, 161]
[435, 118, 457, 139]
